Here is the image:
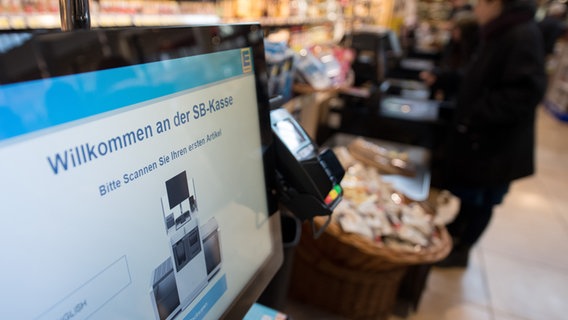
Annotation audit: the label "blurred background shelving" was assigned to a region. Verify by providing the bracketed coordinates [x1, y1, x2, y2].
[0, 0, 433, 46]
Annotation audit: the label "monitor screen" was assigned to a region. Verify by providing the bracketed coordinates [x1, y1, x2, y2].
[0, 25, 282, 320]
[166, 171, 191, 209]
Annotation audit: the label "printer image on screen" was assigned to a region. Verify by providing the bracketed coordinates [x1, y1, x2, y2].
[151, 171, 223, 319]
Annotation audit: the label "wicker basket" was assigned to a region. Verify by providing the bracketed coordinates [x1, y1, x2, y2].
[306, 216, 452, 272]
[288, 218, 452, 319]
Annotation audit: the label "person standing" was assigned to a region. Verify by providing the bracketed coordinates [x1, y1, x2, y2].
[437, 0, 547, 267]
[420, 13, 480, 101]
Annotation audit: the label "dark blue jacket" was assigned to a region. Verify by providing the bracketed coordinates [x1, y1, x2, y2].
[443, 1, 546, 187]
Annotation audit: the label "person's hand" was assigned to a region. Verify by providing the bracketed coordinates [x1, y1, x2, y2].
[419, 71, 437, 86]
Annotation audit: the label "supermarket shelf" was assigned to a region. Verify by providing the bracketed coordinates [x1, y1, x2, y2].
[0, 14, 59, 30]
[101, 13, 220, 27]
[0, 13, 220, 30]
[259, 16, 335, 27]
[224, 16, 335, 28]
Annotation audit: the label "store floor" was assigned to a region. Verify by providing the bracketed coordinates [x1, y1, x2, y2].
[282, 106, 568, 320]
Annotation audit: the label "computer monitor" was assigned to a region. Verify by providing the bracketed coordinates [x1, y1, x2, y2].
[0, 24, 282, 320]
[166, 171, 191, 210]
[345, 29, 403, 85]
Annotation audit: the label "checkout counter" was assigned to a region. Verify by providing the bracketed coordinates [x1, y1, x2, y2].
[253, 27, 455, 318]
[266, 28, 454, 318]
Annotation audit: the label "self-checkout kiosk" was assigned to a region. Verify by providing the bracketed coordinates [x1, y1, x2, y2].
[0, 1, 345, 317]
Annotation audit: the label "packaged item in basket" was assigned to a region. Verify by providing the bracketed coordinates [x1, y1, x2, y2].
[341, 165, 380, 205]
[341, 186, 368, 205]
[347, 138, 416, 176]
[358, 199, 394, 237]
[337, 211, 374, 239]
[335, 201, 374, 239]
[377, 209, 395, 237]
[384, 237, 422, 253]
[396, 225, 429, 247]
[401, 203, 433, 236]
[384, 202, 402, 224]
[357, 195, 379, 214]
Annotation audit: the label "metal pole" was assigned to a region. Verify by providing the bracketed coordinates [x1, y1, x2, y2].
[59, 0, 90, 31]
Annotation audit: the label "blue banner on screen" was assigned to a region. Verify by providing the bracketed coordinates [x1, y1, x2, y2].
[184, 275, 228, 320]
[0, 48, 253, 141]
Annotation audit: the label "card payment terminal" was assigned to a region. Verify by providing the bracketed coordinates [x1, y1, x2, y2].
[270, 108, 345, 230]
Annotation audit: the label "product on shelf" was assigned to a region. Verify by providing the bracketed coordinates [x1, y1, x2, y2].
[295, 49, 334, 90]
[293, 43, 354, 91]
[265, 40, 296, 102]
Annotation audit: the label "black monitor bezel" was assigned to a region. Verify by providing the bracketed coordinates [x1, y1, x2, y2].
[0, 24, 282, 319]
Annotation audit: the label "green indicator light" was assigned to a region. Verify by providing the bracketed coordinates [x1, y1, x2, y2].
[333, 184, 342, 193]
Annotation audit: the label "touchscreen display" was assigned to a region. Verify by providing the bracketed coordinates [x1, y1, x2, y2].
[0, 33, 275, 320]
